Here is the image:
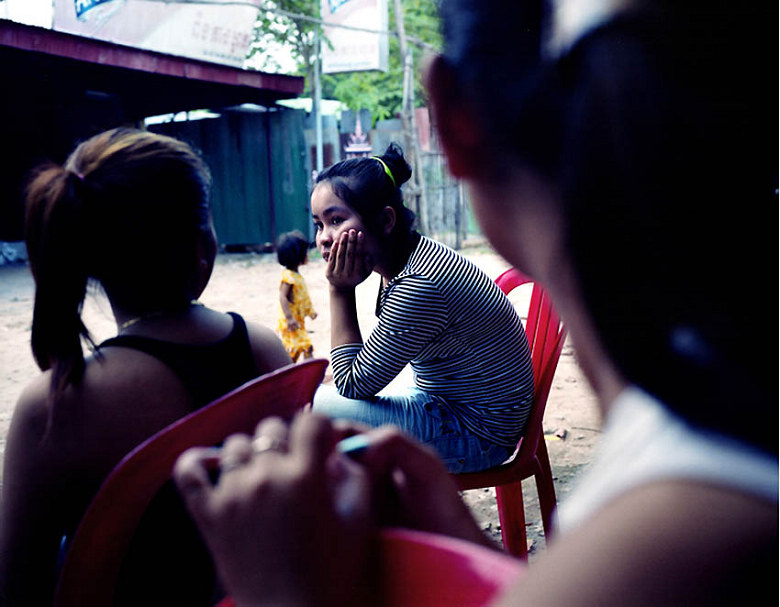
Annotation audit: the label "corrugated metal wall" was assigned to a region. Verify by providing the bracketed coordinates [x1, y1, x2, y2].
[266, 109, 311, 241]
[151, 108, 310, 248]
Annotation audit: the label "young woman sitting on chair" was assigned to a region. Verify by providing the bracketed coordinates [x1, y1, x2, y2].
[311, 142, 534, 474]
[0, 128, 291, 606]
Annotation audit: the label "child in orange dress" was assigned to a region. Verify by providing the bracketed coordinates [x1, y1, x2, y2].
[276, 230, 317, 361]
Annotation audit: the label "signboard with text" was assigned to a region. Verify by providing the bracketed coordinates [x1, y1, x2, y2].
[321, 0, 388, 74]
[54, 0, 258, 68]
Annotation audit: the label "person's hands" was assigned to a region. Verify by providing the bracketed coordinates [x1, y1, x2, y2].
[341, 425, 491, 549]
[285, 316, 299, 332]
[173, 414, 375, 607]
[326, 229, 373, 292]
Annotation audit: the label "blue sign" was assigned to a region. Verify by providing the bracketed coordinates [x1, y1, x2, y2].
[74, 0, 116, 20]
[327, 0, 351, 14]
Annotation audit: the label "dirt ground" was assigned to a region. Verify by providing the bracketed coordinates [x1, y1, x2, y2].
[0, 242, 602, 560]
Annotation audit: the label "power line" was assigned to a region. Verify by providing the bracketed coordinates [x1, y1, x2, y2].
[140, 0, 437, 51]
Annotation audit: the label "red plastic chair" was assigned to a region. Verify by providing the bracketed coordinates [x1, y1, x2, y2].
[378, 527, 524, 606]
[53, 358, 328, 607]
[454, 268, 567, 559]
[215, 527, 524, 607]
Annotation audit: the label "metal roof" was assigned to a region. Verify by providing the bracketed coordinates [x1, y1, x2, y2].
[0, 19, 304, 121]
[0, 19, 305, 240]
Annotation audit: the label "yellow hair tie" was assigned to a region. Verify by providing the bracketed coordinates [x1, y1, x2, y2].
[371, 156, 397, 188]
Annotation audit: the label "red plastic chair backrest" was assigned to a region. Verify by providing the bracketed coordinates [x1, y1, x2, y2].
[495, 269, 567, 457]
[53, 358, 328, 607]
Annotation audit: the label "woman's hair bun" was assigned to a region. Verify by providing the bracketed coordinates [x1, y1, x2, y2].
[379, 142, 412, 187]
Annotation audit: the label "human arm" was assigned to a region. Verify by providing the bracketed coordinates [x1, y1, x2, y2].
[330, 271, 447, 399]
[245, 323, 293, 373]
[0, 380, 69, 606]
[303, 286, 317, 320]
[492, 480, 778, 606]
[296, 276, 317, 321]
[329, 286, 361, 347]
[279, 281, 299, 332]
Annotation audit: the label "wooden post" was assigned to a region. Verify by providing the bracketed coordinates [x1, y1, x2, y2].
[393, 0, 428, 233]
[313, 29, 323, 174]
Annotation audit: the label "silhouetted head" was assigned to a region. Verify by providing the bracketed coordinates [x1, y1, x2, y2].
[25, 127, 215, 395]
[431, 1, 775, 453]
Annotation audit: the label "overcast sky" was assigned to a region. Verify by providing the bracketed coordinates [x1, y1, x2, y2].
[2, 0, 53, 27]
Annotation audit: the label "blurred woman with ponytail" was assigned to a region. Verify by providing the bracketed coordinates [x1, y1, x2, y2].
[311, 143, 535, 474]
[0, 128, 290, 605]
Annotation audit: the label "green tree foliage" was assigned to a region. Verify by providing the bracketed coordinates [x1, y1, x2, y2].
[248, 1, 321, 92]
[247, 1, 441, 123]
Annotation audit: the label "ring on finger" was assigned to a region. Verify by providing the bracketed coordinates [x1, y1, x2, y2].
[252, 435, 288, 455]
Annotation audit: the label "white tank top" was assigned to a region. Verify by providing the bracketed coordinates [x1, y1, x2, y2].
[556, 386, 778, 533]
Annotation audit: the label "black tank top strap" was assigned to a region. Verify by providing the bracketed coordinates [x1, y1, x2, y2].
[98, 312, 259, 409]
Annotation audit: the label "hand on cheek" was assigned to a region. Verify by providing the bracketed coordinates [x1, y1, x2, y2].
[326, 229, 373, 290]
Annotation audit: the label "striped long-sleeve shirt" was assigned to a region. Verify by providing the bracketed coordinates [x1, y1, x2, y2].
[330, 236, 534, 448]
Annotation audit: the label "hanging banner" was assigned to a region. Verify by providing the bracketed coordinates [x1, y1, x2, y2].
[321, 0, 388, 74]
[53, 0, 258, 68]
[75, 0, 119, 20]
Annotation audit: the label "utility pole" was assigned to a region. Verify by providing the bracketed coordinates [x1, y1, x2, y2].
[392, 0, 427, 233]
[313, 29, 324, 174]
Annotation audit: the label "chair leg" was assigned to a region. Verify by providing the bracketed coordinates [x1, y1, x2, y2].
[534, 441, 558, 541]
[495, 481, 528, 560]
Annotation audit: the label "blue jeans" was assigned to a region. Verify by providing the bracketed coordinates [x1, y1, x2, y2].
[313, 385, 512, 473]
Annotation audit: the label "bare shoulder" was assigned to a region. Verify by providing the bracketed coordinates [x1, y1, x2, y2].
[8, 373, 51, 442]
[1, 374, 61, 604]
[244, 320, 293, 374]
[496, 481, 778, 606]
[77, 348, 194, 437]
[4, 374, 56, 485]
[13, 352, 190, 461]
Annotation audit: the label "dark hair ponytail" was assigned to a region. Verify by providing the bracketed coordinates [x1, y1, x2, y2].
[315, 143, 416, 240]
[25, 166, 94, 400]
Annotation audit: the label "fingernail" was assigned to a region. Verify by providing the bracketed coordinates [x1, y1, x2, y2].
[337, 434, 371, 458]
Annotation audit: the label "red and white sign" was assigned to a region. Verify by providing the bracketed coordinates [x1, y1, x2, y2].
[53, 0, 258, 67]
